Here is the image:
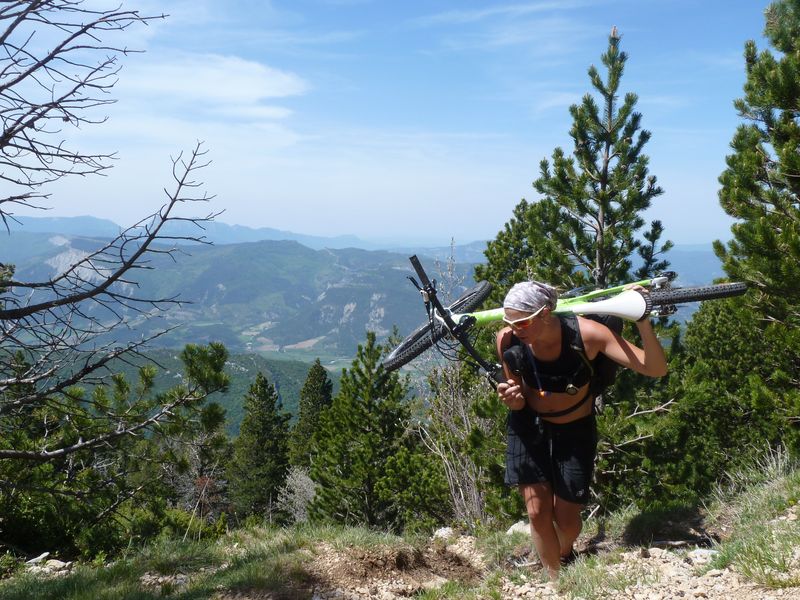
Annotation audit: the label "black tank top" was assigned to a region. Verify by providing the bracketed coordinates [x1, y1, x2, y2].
[508, 314, 591, 393]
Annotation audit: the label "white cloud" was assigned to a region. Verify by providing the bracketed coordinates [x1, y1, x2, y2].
[425, 14, 596, 58]
[101, 53, 309, 141]
[410, 0, 602, 58]
[122, 54, 309, 105]
[414, 1, 591, 26]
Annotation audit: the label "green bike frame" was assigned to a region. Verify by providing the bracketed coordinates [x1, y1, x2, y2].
[449, 276, 667, 326]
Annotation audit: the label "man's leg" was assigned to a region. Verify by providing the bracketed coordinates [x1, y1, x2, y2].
[552, 496, 584, 559]
[520, 483, 561, 579]
[550, 415, 596, 562]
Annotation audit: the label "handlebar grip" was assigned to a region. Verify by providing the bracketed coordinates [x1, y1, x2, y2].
[409, 255, 433, 288]
[487, 365, 505, 389]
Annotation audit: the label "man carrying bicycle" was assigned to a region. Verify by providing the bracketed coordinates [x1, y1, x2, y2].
[496, 280, 667, 580]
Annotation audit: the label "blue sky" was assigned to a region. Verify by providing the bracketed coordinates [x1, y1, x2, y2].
[42, 0, 770, 246]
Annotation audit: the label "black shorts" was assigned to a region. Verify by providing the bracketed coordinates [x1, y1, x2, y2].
[505, 407, 598, 504]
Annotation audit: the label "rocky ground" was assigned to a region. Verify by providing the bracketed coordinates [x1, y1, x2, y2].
[292, 529, 800, 600]
[23, 510, 800, 599]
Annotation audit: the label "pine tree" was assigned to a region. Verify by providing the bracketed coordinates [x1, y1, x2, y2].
[475, 28, 671, 296]
[658, 0, 800, 503]
[640, 297, 800, 504]
[289, 359, 333, 468]
[227, 372, 291, 520]
[714, 0, 800, 323]
[309, 332, 410, 529]
[376, 444, 451, 532]
[0, 344, 230, 556]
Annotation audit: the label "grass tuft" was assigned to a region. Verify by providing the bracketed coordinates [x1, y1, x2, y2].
[704, 446, 800, 589]
[474, 529, 531, 570]
[133, 537, 223, 575]
[557, 550, 656, 600]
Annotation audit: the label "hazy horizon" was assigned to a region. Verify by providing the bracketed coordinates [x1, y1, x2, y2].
[10, 213, 730, 252]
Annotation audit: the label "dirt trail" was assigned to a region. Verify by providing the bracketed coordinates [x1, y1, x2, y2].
[296, 531, 800, 600]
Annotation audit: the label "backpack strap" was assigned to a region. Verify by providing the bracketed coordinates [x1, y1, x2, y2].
[560, 313, 595, 379]
[537, 388, 592, 417]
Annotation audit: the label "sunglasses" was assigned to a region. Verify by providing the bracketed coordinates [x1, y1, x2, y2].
[502, 305, 546, 330]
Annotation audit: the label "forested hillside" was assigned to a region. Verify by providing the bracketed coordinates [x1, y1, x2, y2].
[104, 349, 336, 435]
[0, 231, 476, 358]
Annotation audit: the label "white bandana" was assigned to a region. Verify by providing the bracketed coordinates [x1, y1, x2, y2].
[503, 281, 558, 313]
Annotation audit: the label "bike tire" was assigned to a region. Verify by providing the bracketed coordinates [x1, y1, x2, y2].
[649, 282, 747, 307]
[383, 280, 493, 372]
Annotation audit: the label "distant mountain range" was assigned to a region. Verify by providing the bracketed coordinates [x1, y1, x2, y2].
[2, 215, 727, 360]
[5, 215, 491, 262]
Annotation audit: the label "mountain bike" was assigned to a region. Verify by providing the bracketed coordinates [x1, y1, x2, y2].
[382, 255, 747, 386]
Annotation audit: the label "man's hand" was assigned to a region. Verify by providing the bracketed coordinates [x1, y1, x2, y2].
[497, 380, 525, 410]
[624, 283, 652, 322]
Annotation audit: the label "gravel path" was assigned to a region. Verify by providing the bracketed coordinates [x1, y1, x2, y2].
[303, 533, 800, 599]
[498, 545, 800, 599]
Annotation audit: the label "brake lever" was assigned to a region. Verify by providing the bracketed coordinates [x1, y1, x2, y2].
[650, 276, 670, 289]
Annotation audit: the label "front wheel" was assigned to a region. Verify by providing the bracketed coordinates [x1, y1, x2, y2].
[382, 281, 492, 372]
[649, 282, 747, 309]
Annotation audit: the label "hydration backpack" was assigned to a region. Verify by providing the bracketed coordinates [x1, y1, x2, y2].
[502, 313, 624, 402]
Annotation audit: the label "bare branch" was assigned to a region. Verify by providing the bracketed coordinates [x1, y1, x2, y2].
[626, 399, 675, 419]
[0, 0, 165, 220]
[0, 3, 230, 553]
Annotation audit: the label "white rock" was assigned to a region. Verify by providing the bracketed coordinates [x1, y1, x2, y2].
[421, 575, 448, 590]
[26, 552, 50, 564]
[43, 559, 70, 571]
[687, 548, 719, 564]
[506, 520, 530, 535]
[432, 527, 454, 540]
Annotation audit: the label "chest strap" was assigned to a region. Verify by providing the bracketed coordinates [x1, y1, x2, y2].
[536, 388, 592, 418]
